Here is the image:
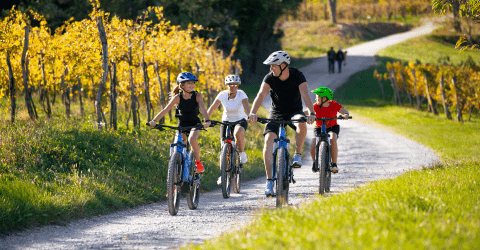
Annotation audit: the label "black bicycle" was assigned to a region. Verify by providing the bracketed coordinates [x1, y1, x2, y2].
[313, 115, 352, 195]
[147, 123, 203, 215]
[210, 120, 244, 198]
[257, 117, 306, 207]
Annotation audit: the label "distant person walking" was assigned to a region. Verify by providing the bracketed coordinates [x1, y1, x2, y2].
[336, 47, 346, 73]
[327, 47, 336, 74]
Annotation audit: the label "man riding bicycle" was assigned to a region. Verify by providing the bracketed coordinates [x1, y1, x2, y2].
[248, 51, 315, 197]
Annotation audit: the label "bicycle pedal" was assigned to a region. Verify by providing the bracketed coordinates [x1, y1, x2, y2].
[292, 178, 296, 184]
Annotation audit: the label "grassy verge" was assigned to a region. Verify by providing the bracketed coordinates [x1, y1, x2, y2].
[187, 25, 480, 249]
[0, 98, 268, 234]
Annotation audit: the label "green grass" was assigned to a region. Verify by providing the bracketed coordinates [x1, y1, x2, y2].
[376, 26, 480, 65]
[187, 23, 480, 250]
[0, 98, 268, 234]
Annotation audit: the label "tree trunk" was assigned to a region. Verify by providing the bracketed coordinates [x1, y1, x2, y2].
[451, 76, 463, 122]
[61, 67, 71, 119]
[389, 69, 402, 105]
[78, 78, 84, 117]
[21, 25, 37, 121]
[439, 74, 452, 119]
[328, 0, 337, 24]
[400, 72, 413, 107]
[166, 67, 172, 122]
[411, 69, 422, 110]
[451, 0, 462, 32]
[141, 40, 151, 122]
[95, 16, 109, 131]
[154, 61, 165, 124]
[110, 62, 118, 130]
[40, 52, 52, 118]
[6, 51, 16, 123]
[423, 72, 438, 115]
[377, 79, 386, 101]
[128, 37, 138, 128]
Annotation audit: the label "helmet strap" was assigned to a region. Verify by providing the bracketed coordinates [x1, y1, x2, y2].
[275, 64, 288, 78]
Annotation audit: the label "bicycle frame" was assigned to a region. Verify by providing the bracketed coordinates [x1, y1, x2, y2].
[170, 131, 195, 185]
[272, 125, 290, 182]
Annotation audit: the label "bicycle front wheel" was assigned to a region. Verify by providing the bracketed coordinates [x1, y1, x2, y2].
[318, 141, 329, 195]
[276, 147, 289, 207]
[220, 143, 232, 198]
[186, 151, 200, 209]
[167, 152, 182, 215]
[233, 150, 242, 194]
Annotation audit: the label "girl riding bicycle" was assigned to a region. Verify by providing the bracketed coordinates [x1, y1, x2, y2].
[149, 72, 211, 173]
[309, 87, 349, 173]
[207, 75, 251, 185]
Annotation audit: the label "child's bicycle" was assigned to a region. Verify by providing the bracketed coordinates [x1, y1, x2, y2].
[313, 115, 352, 195]
[210, 120, 245, 198]
[257, 117, 306, 207]
[147, 123, 203, 216]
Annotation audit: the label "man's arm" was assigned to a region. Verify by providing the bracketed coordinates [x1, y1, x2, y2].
[299, 82, 316, 124]
[248, 82, 270, 122]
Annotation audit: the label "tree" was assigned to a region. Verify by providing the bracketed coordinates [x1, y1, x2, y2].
[432, 0, 480, 50]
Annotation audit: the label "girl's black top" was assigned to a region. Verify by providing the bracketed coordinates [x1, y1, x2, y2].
[175, 91, 201, 126]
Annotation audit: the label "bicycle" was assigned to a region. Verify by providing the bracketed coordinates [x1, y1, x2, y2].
[147, 123, 203, 216]
[313, 115, 352, 195]
[257, 117, 306, 207]
[210, 119, 245, 198]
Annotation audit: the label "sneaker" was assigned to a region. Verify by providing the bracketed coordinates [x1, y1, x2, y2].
[239, 152, 248, 164]
[292, 153, 302, 168]
[330, 163, 338, 173]
[217, 176, 222, 185]
[312, 162, 318, 173]
[265, 179, 275, 197]
[196, 161, 205, 174]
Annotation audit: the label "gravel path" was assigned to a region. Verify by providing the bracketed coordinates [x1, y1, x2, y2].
[1, 21, 440, 250]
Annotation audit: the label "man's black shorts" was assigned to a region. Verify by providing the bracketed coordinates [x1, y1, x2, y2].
[263, 110, 305, 137]
[314, 125, 340, 138]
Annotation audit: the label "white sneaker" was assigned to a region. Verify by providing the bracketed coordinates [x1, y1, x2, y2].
[239, 151, 248, 164]
[217, 176, 222, 185]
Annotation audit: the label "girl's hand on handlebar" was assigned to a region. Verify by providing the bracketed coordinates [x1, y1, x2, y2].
[203, 120, 211, 129]
[148, 120, 156, 127]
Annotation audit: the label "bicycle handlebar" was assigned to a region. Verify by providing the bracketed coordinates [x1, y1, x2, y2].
[146, 123, 204, 131]
[256, 117, 307, 125]
[209, 119, 246, 127]
[314, 115, 352, 121]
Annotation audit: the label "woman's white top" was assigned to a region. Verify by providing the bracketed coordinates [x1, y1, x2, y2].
[214, 90, 248, 122]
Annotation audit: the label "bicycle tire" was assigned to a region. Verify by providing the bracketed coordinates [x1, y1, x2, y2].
[186, 151, 200, 209]
[276, 147, 289, 207]
[318, 141, 329, 195]
[220, 143, 232, 198]
[233, 150, 241, 194]
[167, 152, 182, 215]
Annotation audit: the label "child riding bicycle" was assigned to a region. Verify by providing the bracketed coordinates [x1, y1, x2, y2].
[148, 72, 211, 173]
[309, 87, 349, 173]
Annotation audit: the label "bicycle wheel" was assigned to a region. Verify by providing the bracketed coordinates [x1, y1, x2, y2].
[220, 143, 232, 198]
[276, 147, 289, 207]
[186, 151, 200, 209]
[232, 150, 242, 194]
[318, 141, 329, 195]
[167, 152, 182, 215]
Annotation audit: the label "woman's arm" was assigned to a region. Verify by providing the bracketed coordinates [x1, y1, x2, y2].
[242, 98, 251, 116]
[207, 99, 221, 119]
[149, 95, 179, 126]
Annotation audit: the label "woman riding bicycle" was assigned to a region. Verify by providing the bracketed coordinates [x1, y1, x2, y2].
[148, 72, 211, 173]
[309, 87, 349, 173]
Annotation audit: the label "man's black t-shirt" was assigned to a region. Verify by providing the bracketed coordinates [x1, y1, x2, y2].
[263, 68, 306, 116]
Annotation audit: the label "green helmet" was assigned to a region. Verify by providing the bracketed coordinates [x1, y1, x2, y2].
[312, 87, 333, 100]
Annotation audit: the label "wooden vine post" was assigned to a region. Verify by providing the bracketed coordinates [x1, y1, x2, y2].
[95, 16, 109, 131]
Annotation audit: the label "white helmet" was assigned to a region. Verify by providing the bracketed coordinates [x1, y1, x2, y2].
[225, 75, 241, 85]
[263, 51, 291, 65]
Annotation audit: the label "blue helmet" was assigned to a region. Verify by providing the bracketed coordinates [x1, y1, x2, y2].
[177, 72, 198, 84]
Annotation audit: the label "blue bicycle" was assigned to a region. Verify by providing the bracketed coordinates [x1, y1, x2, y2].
[210, 120, 244, 198]
[258, 117, 306, 207]
[314, 115, 352, 195]
[147, 123, 203, 216]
